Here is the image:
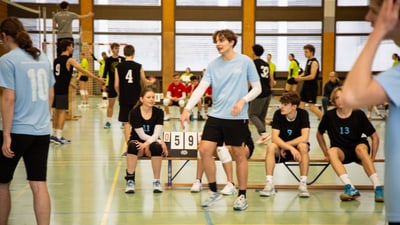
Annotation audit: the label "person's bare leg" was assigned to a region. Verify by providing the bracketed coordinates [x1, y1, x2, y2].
[0, 183, 11, 225]
[231, 145, 248, 191]
[29, 181, 51, 225]
[309, 103, 323, 120]
[151, 156, 162, 179]
[107, 98, 116, 118]
[199, 140, 217, 185]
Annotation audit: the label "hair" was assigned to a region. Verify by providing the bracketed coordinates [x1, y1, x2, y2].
[190, 75, 199, 81]
[60, 1, 69, 10]
[330, 86, 342, 105]
[280, 91, 301, 106]
[0, 17, 40, 60]
[80, 52, 85, 56]
[393, 53, 400, 60]
[59, 39, 73, 52]
[123, 45, 135, 57]
[133, 87, 155, 109]
[213, 29, 238, 48]
[252, 44, 264, 56]
[173, 72, 180, 78]
[303, 44, 315, 55]
[267, 53, 272, 57]
[110, 42, 120, 49]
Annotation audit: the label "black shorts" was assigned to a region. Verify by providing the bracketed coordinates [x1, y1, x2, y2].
[202, 116, 251, 147]
[337, 138, 371, 164]
[79, 76, 88, 82]
[245, 135, 254, 159]
[52, 94, 69, 110]
[0, 132, 50, 183]
[204, 96, 212, 106]
[119, 104, 134, 122]
[287, 78, 298, 85]
[107, 86, 118, 98]
[300, 84, 318, 104]
[275, 143, 310, 163]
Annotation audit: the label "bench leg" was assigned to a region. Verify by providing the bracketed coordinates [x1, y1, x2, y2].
[167, 160, 191, 188]
[283, 162, 330, 185]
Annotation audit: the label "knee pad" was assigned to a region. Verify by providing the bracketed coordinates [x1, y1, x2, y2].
[84, 90, 89, 95]
[178, 99, 185, 107]
[127, 140, 139, 155]
[217, 146, 232, 163]
[150, 142, 162, 156]
[79, 90, 85, 96]
[163, 98, 170, 106]
[102, 91, 108, 99]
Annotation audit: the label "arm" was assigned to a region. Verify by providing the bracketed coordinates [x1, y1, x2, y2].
[232, 80, 261, 116]
[140, 67, 156, 86]
[48, 87, 54, 112]
[285, 127, 310, 147]
[271, 128, 302, 161]
[316, 131, 330, 161]
[342, 0, 399, 107]
[298, 61, 318, 81]
[69, 58, 103, 83]
[78, 12, 94, 20]
[369, 132, 380, 161]
[114, 68, 120, 96]
[1, 88, 15, 158]
[134, 125, 162, 145]
[181, 80, 209, 124]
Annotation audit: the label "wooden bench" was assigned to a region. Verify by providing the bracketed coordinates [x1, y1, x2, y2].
[161, 157, 385, 190]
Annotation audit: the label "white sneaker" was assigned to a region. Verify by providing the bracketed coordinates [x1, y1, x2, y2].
[201, 191, 222, 208]
[256, 133, 271, 144]
[298, 182, 310, 198]
[259, 181, 275, 197]
[125, 180, 135, 194]
[233, 194, 248, 211]
[220, 182, 235, 195]
[153, 180, 163, 193]
[190, 179, 202, 193]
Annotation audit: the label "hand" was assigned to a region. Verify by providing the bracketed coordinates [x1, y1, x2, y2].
[149, 76, 156, 84]
[98, 77, 105, 84]
[134, 140, 147, 152]
[160, 141, 168, 157]
[180, 109, 190, 129]
[290, 148, 302, 162]
[373, 0, 400, 36]
[2, 135, 14, 158]
[231, 99, 246, 116]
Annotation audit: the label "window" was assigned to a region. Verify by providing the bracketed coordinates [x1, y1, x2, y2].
[176, 0, 241, 6]
[256, 21, 322, 34]
[94, 0, 160, 5]
[94, 20, 161, 33]
[175, 21, 242, 71]
[11, 0, 78, 3]
[337, 0, 368, 6]
[336, 21, 372, 34]
[257, 0, 322, 7]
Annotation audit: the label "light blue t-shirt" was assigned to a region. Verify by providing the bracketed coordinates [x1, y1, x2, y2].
[0, 48, 55, 135]
[202, 53, 259, 120]
[375, 65, 400, 222]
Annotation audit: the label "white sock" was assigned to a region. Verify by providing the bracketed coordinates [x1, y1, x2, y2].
[107, 117, 112, 123]
[55, 129, 63, 139]
[266, 175, 273, 183]
[339, 174, 354, 188]
[369, 173, 381, 188]
[300, 176, 307, 183]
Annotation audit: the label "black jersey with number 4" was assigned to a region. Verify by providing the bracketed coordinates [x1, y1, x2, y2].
[129, 107, 164, 141]
[116, 60, 142, 105]
[271, 108, 310, 142]
[53, 55, 73, 95]
[318, 109, 376, 150]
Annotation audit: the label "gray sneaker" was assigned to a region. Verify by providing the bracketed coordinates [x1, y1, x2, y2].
[233, 194, 248, 211]
[259, 181, 275, 197]
[125, 180, 135, 194]
[153, 180, 163, 193]
[201, 191, 222, 207]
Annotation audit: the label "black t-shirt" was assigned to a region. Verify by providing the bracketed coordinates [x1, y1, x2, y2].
[303, 58, 319, 87]
[103, 56, 125, 88]
[116, 60, 142, 105]
[129, 106, 164, 141]
[318, 109, 376, 149]
[271, 108, 310, 142]
[253, 58, 272, 98]
[53, 55, 73, 95]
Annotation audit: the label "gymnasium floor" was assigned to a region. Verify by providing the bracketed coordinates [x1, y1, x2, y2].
[7, 97, 387, 225]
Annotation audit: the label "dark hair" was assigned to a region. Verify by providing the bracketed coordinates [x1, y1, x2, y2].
[280, 91, 301, 106]
[190, 75, 199, 81]
[60, 1, 69, 10]
[59, 39, 73, 52]
[0, 17, 40, 60]
[252, 44, 264, 56]
[173, 73, 180, 78]
[303, 44, 315, 55]
[133, 87, 155, 109]
[110, 42, 120, 49]
[213, 29, 238, 48]
[393, 53, 400, 60]
[123, 45, 135, 57]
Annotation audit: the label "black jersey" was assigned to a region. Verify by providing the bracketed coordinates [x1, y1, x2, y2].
[116, 60, 142, 105]
[318, 109, 376, 150]
[303, 58, 319, 87]
[253, 58, 272, 98]
[129, 107, 164, 141]
[271, 108, 310, 142]
[53, 55, 73, 95]
[103, 56, 125, 88]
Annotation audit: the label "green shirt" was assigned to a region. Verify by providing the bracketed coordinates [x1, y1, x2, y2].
[288, 60, 299, 79]
[79, 57, 89, 77]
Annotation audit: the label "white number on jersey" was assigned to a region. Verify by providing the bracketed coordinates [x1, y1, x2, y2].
[27, 68, 49, 102]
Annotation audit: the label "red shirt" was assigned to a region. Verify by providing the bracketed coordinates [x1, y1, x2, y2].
[205, 86, 212, 96]
[167, 82, 186, 98]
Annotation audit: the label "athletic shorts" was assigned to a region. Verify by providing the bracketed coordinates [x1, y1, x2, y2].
[52, 94, 69, 110]
[287, 78, 298, 85]
[275, 143, 310, 163]
[300, 84, 318, 104]
[0, 132, 50, 183]
[204, 96, 212, 106]
[79, 76, 88, 82]
[336, 138, 371, 164]
[202, 116, 251, 147]
[107, 86, 118, 98]
[119, 104, 134, 122]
